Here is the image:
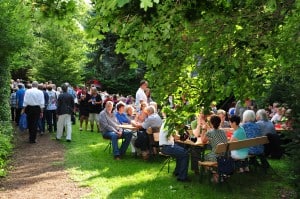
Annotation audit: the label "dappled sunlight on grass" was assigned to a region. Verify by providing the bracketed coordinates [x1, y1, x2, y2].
[63, 122, 296, 199]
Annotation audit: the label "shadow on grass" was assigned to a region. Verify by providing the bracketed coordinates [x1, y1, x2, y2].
[63, 129, 169, 179]
[105, 170, 278, 199]
[63, 127, 294, 199]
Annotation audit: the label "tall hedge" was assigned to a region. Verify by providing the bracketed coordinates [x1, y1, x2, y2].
[0, 0, 31, 176]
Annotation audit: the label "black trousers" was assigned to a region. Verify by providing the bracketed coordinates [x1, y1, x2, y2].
[15, 108, 22, 125]
[11, 107, 16, 121]
[45, 110, 57, 132]
[25, 106, 41, 142]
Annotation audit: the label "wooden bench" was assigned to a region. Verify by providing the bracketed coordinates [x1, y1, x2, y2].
[198, 136, 269, 181]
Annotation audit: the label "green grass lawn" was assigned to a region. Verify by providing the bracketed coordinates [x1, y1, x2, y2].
[61, 122, 296, 199]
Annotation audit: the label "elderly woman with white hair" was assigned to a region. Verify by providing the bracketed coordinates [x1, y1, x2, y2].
[241, 110, 264, 155]
[242, 110, 272, 169]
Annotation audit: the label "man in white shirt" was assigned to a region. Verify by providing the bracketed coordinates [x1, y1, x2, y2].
[135, 80, 148, 111]
[23, 81, 45, 143]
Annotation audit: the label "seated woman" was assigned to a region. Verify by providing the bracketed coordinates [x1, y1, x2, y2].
[242, 110, 268, 168]
[159, 121, 190, 182]
[190, 111, 210, 174]
[115, 102, 138, 156]
[125, 105, 136, 121]
[201, 115, 227, 161]
[217, 109, 231, 128]
[241, 110, 264, 155]
[135, 102, 148, 123]
[200, 115, 227, 183]
[229, 115, 249, 173]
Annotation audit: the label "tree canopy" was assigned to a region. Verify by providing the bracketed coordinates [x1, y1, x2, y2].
[0, 0, 299, 193]
[86, 0, 299, 121]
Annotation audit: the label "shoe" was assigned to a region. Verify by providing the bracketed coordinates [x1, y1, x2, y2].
[237, 168, 244, 173]
[142, 153, 149, 161]
[79, 128, 83, 131]
[66, 139, 71, 142]
[172, 171, 179, 177]
[211, 173, 219, 183]
[114, 156, 121, 160]
[177, 178, 191, 183]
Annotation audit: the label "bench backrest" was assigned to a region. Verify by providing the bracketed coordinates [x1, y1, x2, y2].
[215, 136, 269, 154]
[147, 127, 160, 142]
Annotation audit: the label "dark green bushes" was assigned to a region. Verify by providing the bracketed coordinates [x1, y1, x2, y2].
[0, 124, 13, 177]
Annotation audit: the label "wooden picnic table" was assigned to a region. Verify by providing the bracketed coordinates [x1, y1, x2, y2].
[117, 124, 139, 131]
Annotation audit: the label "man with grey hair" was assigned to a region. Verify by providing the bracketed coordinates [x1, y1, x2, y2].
[141, 106, 162, 130]
[256, 109, 282, 159]
[256, 109, 276, 136]
[22, 81, 45, 143]
[99, 101, 132, 160]
[135, 105, 163, 159]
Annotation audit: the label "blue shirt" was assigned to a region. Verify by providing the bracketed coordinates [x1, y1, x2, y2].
[115, 112, 131, 124]
[16, 88, 25, 108]
[231, 127, 248, 159]
[256, 120, 276, 136]
[241, 122, 264, 155]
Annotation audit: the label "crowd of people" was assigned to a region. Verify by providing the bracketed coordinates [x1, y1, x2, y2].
[9, 78, 293, 183]
[10, 80, 76, 143]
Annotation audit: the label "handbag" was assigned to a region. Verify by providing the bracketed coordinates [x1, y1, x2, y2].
[19, 113, 28, 132]
[217, 143, 234, 175]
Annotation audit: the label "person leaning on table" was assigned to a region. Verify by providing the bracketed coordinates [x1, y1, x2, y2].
[134, 106, 162, 159]
[159, 121, 190, 182]
[200, 115, 227, 183]
[190, 112, 210, 175]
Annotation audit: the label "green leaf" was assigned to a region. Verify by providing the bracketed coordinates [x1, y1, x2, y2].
[117, 0, 131, 7]
[140, 0, 153, 11]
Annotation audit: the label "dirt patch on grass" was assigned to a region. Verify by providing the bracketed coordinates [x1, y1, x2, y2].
[0, 129, 90, 199]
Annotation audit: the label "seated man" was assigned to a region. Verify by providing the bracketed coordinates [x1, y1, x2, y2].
[135, 106, 163, 159]
[99, 101, 132, 160]
[159, 121, 190, 182]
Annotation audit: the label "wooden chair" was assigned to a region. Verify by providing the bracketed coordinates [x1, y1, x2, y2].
[146, 127, 161, 156]
[149, 127, 174, 174]
[158, 152, 173, 174]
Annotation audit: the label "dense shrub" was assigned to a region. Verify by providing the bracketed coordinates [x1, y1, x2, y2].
[0, 124, 13, 177]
